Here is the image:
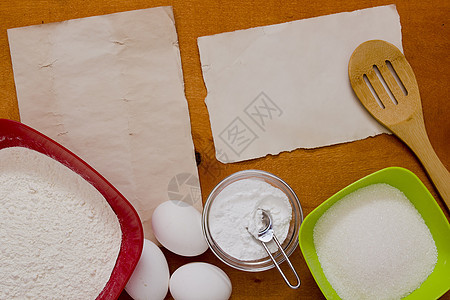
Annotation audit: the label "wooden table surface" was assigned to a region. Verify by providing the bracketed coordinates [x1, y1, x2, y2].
[1, 0, 449, 299]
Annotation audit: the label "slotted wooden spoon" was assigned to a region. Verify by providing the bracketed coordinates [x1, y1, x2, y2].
[348, 40, 449, 209]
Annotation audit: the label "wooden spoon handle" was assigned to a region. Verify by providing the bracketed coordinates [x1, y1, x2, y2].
[415, 140, 450, 208]
[391, 114, 450, 209]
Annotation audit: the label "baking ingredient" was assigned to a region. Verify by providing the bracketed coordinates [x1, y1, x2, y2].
[209, 178, 292, 260]
[313, 183, 437, 300]
[125, 239, 169, 300]
[152, 200, 208, 256]
[0, 146, 121, 299]
[169, 262, 232, 300]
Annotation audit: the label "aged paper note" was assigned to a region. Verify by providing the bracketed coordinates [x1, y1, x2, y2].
[8, 7, 201, 242]
[198, 5, 401, 163]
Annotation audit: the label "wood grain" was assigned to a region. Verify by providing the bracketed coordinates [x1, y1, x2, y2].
[349, 40, 450, 208]
[0, 1, 448, 299]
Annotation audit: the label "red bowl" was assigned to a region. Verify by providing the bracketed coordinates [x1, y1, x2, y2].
[0, 118, 143, 299]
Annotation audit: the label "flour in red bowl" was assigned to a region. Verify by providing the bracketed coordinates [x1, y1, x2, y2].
[0, 147, 122, 299]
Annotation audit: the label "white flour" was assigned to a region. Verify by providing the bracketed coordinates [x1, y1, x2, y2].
[209, 179, 292, 261]
[0, 147, 122, 299]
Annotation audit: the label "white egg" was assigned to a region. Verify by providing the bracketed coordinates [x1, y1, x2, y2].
[152, 200, 208, 257]
[169, 263, 232, 300]
[125, 239, 169, 300]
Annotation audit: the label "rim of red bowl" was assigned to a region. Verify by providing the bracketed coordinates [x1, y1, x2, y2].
[0, 118, 144, 300]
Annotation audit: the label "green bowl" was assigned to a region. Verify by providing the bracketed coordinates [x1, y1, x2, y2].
[299, 167, 450, 299]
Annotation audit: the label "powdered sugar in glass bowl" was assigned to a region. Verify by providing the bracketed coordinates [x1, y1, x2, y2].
[202, 170, 303, 272]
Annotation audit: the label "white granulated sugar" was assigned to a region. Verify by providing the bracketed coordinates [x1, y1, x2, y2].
[313, 183, 437, 300]
[0, 147, 122, 299]
[209, 178, 292, 261]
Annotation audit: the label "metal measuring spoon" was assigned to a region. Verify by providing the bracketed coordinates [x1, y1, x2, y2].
[251, 209, 300, 289]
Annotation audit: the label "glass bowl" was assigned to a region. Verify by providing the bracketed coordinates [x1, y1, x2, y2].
[202, 169, 303, 272]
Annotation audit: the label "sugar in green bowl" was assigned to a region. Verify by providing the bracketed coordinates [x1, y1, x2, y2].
[299, 167, 450, 299]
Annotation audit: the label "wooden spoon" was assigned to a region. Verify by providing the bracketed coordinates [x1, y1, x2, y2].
[348, 40, 449, 209]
